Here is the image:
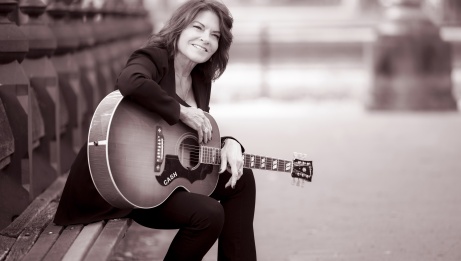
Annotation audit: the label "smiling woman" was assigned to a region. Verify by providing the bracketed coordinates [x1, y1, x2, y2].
[53, 1, 257, 261]
[176, 11, 220, 65]
[174, 10, 221, 106]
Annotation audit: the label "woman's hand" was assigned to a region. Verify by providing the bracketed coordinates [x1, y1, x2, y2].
[179, 105, 213, 144]
[219, 139, 244, 189]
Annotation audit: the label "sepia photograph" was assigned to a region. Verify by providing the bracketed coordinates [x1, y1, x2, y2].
[0, 0, 460, 260]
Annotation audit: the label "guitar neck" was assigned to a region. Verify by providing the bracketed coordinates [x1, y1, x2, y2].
[200, 146, 292, 173]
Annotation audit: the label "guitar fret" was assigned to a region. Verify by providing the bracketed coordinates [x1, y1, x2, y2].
[255, 155, 260, 169]
[278, 159, 285, 172]
[205, 147, 209, 164]
[236, 153, 294, 173]
[285, 161, 292, 172]
[265, 157, 271, 171]
[202, 146, 205, 163]
[205, 147, 208, 164]
[212, 148, 215, 164]
[260, 157, 266, 169]
[272, 158, 277, 171]
[201, 146, 207, 164]
[201, 147, 221, 165]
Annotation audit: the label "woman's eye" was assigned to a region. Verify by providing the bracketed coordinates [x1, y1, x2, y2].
[193, 25, 202, 30]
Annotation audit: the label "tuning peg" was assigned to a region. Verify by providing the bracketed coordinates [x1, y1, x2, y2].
[293, 152, 308, 160]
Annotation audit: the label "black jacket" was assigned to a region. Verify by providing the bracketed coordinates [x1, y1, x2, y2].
[54, 47, 242, 225]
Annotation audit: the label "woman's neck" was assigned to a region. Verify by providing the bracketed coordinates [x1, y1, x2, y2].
[174, 53, 196, 77]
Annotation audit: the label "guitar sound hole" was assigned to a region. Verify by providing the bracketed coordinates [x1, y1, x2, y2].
[178, 137, 200, 170]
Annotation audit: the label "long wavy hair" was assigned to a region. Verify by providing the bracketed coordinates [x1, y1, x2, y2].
[144, 0, 233, 83]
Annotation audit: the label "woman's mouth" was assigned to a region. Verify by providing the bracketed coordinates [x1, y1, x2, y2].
[192, 44, 208, 52]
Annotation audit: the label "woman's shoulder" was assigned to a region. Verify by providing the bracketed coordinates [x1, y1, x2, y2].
[131, 46, 170, 64]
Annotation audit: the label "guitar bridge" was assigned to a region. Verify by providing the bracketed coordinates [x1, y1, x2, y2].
[154, 126, 164, 172]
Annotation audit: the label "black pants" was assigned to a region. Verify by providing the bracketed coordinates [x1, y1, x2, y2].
[129, 169, 257, 261]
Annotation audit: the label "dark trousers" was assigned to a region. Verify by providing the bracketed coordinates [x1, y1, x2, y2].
[129, 169, 257, 261]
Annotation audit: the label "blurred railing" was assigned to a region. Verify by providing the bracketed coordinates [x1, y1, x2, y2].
[425, 0, 461, 25]
[0, 0, 153, 230]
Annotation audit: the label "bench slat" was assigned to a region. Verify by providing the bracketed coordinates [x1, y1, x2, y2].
[1, 176, 66, 238]
[0, 235, 15, 261]
[43, 224, 83, 261]
[4, 202, 58, 261]
[83, 219, 131, 261]
[0, 174, 133, 261]
[62, 221, 104, 261]
[21, 223, 64, 261]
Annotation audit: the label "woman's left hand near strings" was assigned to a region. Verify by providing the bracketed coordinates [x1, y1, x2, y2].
[219, 139, 244, 189]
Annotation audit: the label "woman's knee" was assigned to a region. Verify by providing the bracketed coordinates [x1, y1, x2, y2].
[191, 199, 224, 233]
[240, 169, 256, 195]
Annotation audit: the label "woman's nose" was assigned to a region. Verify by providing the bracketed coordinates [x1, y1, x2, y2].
[200, 32, 211, 44]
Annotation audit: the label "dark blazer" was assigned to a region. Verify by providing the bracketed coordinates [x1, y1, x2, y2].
[54, 47, 242, 225]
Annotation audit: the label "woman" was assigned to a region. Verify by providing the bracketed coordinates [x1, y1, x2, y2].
[54, 0, 257, 260]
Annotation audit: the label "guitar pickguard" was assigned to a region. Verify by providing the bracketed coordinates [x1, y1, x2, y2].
[156, 155, 214, 186]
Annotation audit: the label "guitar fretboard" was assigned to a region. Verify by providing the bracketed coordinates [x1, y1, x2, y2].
[200, 146, 292, 173]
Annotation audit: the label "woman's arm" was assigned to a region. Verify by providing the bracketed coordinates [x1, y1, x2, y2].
[116, 48, 181, 125]
[116, 47, 213, 144]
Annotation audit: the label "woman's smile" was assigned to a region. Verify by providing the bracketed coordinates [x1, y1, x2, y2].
[192, 44, 208, 52]
[176, 10, 220, 65]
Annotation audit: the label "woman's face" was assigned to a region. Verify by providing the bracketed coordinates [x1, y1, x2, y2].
[176, 10, 221, 65]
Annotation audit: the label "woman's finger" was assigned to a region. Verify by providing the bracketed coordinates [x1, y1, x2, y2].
[219, 153, 227, 174]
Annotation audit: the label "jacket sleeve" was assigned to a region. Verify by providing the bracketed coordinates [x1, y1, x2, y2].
[116, 47, 180, 125]
[221, 136, 245, 153]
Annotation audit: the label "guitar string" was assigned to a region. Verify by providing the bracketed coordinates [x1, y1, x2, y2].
[177, 155, 296, 172]
[178, 144, 291, 162]
[176, 152, 307, 175]
[177, 156, 293, 171]
[177, 157, 296, 173]
[179, 143, 294, 160]
[178, 145, 293, 171]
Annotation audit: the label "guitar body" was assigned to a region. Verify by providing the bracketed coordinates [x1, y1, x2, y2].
[88, 91, 221, 209]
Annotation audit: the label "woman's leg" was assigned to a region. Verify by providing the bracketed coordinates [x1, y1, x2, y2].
[210, 169, 257, 261]
[129, 190, 224, 261]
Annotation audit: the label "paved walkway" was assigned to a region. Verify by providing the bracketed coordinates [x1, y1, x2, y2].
[112, 101, 461, 261]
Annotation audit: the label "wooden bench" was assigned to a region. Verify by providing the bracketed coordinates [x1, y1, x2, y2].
[0, 175, 132, 261]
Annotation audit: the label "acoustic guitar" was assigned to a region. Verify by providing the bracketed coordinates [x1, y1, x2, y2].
[88, 90, 313, 209]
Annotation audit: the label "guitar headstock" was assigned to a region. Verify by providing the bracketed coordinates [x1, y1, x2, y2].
[291, 152, 313, 185]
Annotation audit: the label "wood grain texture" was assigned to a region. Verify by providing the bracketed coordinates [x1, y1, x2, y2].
[4, 202, 57, 261]
[43, 225, 83, 261]
[0, 167, 132, 261]
[83, 219, 131, 261]
[21, 223, 64, 261]
[87, 90, 122, 143]
[1, 176, 65, 238]
[0, 235, 15, 261]
[61, 221, 104, 261]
